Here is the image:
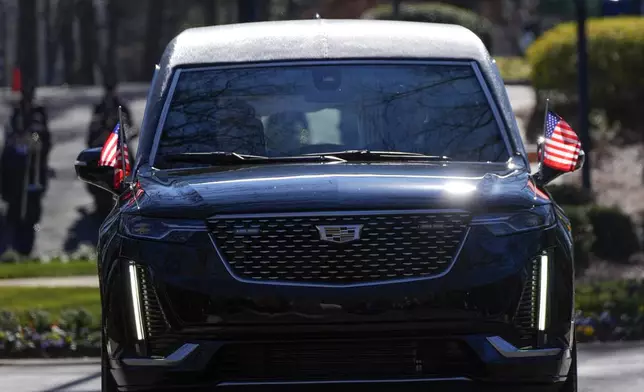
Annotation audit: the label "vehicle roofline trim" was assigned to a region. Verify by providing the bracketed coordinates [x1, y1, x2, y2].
[149, 68, 182, 169]
[147, 59, 514, 169]
[470, 60, 514, 160]
[168, 58, 473, 73]
[207, 225, 471, 289]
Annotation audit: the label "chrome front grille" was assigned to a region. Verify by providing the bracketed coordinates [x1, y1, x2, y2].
[209, 211, 471, 285]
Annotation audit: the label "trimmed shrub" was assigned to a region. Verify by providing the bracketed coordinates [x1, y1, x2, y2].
[562, 205, 594, 275]
[361, 3, 493, 51]
[526, 17, 644, 136]
[587, 205, 640, 262]
[494, 56, 531, 83]
[546, 184, 594, 206]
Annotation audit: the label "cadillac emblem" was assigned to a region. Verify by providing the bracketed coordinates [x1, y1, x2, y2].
[316, 225, 363, 243]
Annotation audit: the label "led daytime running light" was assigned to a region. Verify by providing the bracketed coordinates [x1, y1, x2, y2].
[538, 254, 549, 331]
[128, 262, 145, 341]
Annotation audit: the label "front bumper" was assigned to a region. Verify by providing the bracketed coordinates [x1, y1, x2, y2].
[104, 220, 574, 391]
[109, 334, 572, 391]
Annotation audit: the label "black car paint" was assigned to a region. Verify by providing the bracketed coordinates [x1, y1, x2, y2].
[80, 20, 578, 392]
[90, 160, 575, 390]
[121, 163, 547, 218]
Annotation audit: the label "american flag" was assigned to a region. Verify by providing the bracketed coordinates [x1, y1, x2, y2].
[99, 123, 130, 171]
[542, 111, 582, 172]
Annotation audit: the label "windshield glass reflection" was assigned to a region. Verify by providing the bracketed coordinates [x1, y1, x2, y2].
[155, 62, 509, 168]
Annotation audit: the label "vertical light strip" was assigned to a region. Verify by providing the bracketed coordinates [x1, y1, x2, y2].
[538, 254, 549, 331]
[128, 262, 145, 341]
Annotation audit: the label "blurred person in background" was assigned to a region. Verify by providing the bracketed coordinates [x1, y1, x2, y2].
[87, 76, 133, 148]
[86, 76, 133, 218]
[0, 81, 52, 256]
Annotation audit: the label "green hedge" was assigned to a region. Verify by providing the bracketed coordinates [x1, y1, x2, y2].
[526, 17, 644, 132]
[562, 205, 594, 275]
[546, 184, 594, 206]
[361, 3, 493, 50]
[494, 56, 531, 83]
[561, 203, 639, 267]
[587, 205, 640, 262]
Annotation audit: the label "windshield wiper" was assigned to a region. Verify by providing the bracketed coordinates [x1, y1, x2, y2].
[304, 150, 451, 162]
[161, 151, 347, 165]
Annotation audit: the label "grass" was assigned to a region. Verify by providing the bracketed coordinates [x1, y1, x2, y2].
[575, 279, 644, 315]
[0, 287, 101, 327]
[494, 56, 532, 83]
[0, 261, 97, 280]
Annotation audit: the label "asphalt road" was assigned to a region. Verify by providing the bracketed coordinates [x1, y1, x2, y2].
[0, 84, 537, 258]
[0, 342, 643, 392]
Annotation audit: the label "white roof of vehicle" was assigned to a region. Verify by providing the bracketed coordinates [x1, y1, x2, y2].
[161, 19, 492, 68]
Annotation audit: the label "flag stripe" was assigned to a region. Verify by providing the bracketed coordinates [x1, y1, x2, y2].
[544, 152, 577, 166]
[98, 123, 131, 177]
[544, 146, 581, 160]
[542, 111, 581, 173]
[544, 138, 580, 153]
[557, 128, 578, 138]
[551, 132, 580, 144]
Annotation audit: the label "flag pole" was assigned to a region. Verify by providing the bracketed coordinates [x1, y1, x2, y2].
[539, 97, 550, 167]
[117, 106, 128, 186]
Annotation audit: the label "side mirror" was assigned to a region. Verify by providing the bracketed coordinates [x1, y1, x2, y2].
[534, 141, 586, 187]
[75, 147, 119, 195]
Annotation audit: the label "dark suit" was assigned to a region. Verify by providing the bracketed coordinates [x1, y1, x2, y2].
[87, 96, 133, 148]
[0, 103, 52, 256]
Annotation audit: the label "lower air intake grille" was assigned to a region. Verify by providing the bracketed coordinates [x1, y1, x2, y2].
[136, 266, 174, 356]
[210, 339, 483, 381]
[210, 212, 471, 285]
[513, 258, 539, 347]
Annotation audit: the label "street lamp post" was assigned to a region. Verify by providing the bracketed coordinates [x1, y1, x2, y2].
[575, 0, 592, 191]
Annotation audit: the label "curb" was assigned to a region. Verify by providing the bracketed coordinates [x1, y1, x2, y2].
[576, 340, 644, 352]
[0, 357, 101, 367]
[0, 276, 99, 288]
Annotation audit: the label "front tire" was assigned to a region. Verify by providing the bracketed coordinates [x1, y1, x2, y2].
[560, 342, 578, 392]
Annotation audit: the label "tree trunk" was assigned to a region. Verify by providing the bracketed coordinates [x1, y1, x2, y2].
[256, 0, 271, 21]
[58, 0, 76, 85]
[203, 0, 217, 26]
[238, 0, 257, 22]
[142, 0, 165, 81]
[286, 0, 296, 18]
[105, 0, 120, 83]
[76, 0, 97, 84]
[18, 0, 38, 86]
[44, 0, 55, 85]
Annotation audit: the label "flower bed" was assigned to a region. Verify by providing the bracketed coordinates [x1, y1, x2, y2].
[0, 309, 101, 359]
[574, 279, 644, 343]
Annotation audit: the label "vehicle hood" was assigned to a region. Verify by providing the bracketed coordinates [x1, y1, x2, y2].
[124, 163, 549, 219]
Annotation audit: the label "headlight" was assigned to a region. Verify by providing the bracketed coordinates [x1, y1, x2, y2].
[471, 205, 555, 236]
[120, 215, 207, 242]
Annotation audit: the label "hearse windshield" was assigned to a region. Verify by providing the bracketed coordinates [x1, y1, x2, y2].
[153, 62, 510, 169]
